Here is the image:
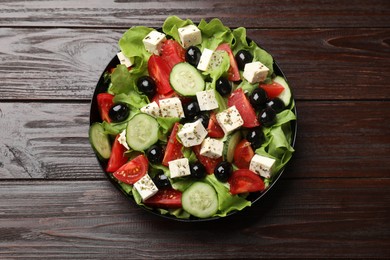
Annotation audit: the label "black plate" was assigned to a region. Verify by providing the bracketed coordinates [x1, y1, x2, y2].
[89, 40, 297, 222]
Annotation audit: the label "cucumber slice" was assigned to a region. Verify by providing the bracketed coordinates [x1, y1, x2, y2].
[208, 50, 229, 73]
[126, 113, 159, 151]
[182, 182, 218, 218]
[223, 131, 241, 163]
[170, 62, 205, 96]
[89, 123, 111, 160]
[273, 76, 292, 106]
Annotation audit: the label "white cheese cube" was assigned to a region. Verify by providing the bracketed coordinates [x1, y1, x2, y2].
[196, 90, 219, 111]
[159, 97, 185, 118]
[116, 51, 133, 67]
[249, 154, 276, 178]
[168, 158, 191, 179]
[133, 174, 159, 201]
[177, 119, 208, 147]
[140, 101, 160, 118]
[216, 106, 244, 134]
[178, 24, 202, 48]
[197, 48, 214, 71]
[243, 61, 270, 84]
[118, 130, 129, 150]
[200, 137, 224, 159]
[142, 30, 166, 55]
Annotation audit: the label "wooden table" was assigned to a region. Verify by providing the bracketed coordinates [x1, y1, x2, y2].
[1, 1, 389, 259]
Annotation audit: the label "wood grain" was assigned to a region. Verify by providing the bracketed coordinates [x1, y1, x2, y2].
[0, 28, 389, 101]
[0, 101, 389, 179]
[0, 0, 389, 28]
[0, 179, 388, 259]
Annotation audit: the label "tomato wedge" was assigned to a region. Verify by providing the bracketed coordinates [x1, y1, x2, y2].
[160, 39, 186, 70]
[228, 169, 265, 195]
[259, 81, 285, 99]
[207, 112, 225, 138]
[193, 145, 222, 174]
[113, 154, 148, 184]
[228, 88, 260, 128]
[106, 135, 128, 173]
[148, 54, 173, 95]
[97, 93, 114, 123]
[233, 139, 254, 169]
[162, 122, 183, 166]
[144, 188, 182, 208]
[216, 43, 241, 81]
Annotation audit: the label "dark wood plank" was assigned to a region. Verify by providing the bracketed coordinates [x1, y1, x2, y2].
[0, 101, 389, 179]
[0, 178, 388, 259]
[0, 28, 389, 101]
[0, 0, 389, 28]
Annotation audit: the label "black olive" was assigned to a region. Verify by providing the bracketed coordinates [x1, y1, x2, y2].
[215, 77, 232, 97]
[190, 161, 206, 179]
[258, 107, 277, 127]
[108, 103, 130, 122]
[266, 98, 285, 113]
[235, 50, 253, 70]
[153, 170, 171, 189]
[193, 113, 210, 128]
[214, 161, 233, 182]
[137, 76, 156, 98]
[146, 145, 164, 164]
[249, 88, 268, 111]
[246, 127, 265, 150]
[183, 101, 201, 119]
[185, 46, 202, 67]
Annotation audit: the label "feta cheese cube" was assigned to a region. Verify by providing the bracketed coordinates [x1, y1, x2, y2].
[116, 51, 133, 67]
[197, 48, 214, 71]
[196, 90, 219, 111]
[168, 158, 191, 179]
[177, 119, 208, 147]
[243, 61, 269, 84]
[133, 174, 159, 201]
[142, 30, 166, 55]
[178, 24, 202, 48]
[140, 101, 160, 118]
[216, 106, 244, 134]
[118, 130, 129, 150]
[249, 154, 276, 178]
[159, 97, 185, 118]
[200, 137, 224, 159]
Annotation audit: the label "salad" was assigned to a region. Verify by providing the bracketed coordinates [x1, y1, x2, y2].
[89, 16, 296, 220]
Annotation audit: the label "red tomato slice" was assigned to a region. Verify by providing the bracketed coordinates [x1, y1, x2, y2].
[144, 188, 182, 208]
[233, 139, 254, 169]
[97, 93, 114, 123]
[207, 112, 225, 138]
[228, 169, 265, 195]
[228, 88, 260, 128]
[113, 154, 148, 184]
[148, 55, 173, 95]
[259, 81, 285, 99]
[160, 39, 186, 70]
[106, 135, 128, 173]
[216, 43, 241, 81]
[162, 122, 183, 166]
[193, 145, 223, 174]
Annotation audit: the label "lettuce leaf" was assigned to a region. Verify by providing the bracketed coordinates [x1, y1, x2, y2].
[198, 18, 234, 50]
[232, 27, 274, 79]
[119, 26, 153, 62]
[204, 175, 251, 217]
[256, 110, 296, 177]
[162, 16, 194, 42]
[113, 92, 149, 109]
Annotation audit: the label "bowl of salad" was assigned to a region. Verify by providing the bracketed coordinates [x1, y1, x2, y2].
[89, 16, 297, 221]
